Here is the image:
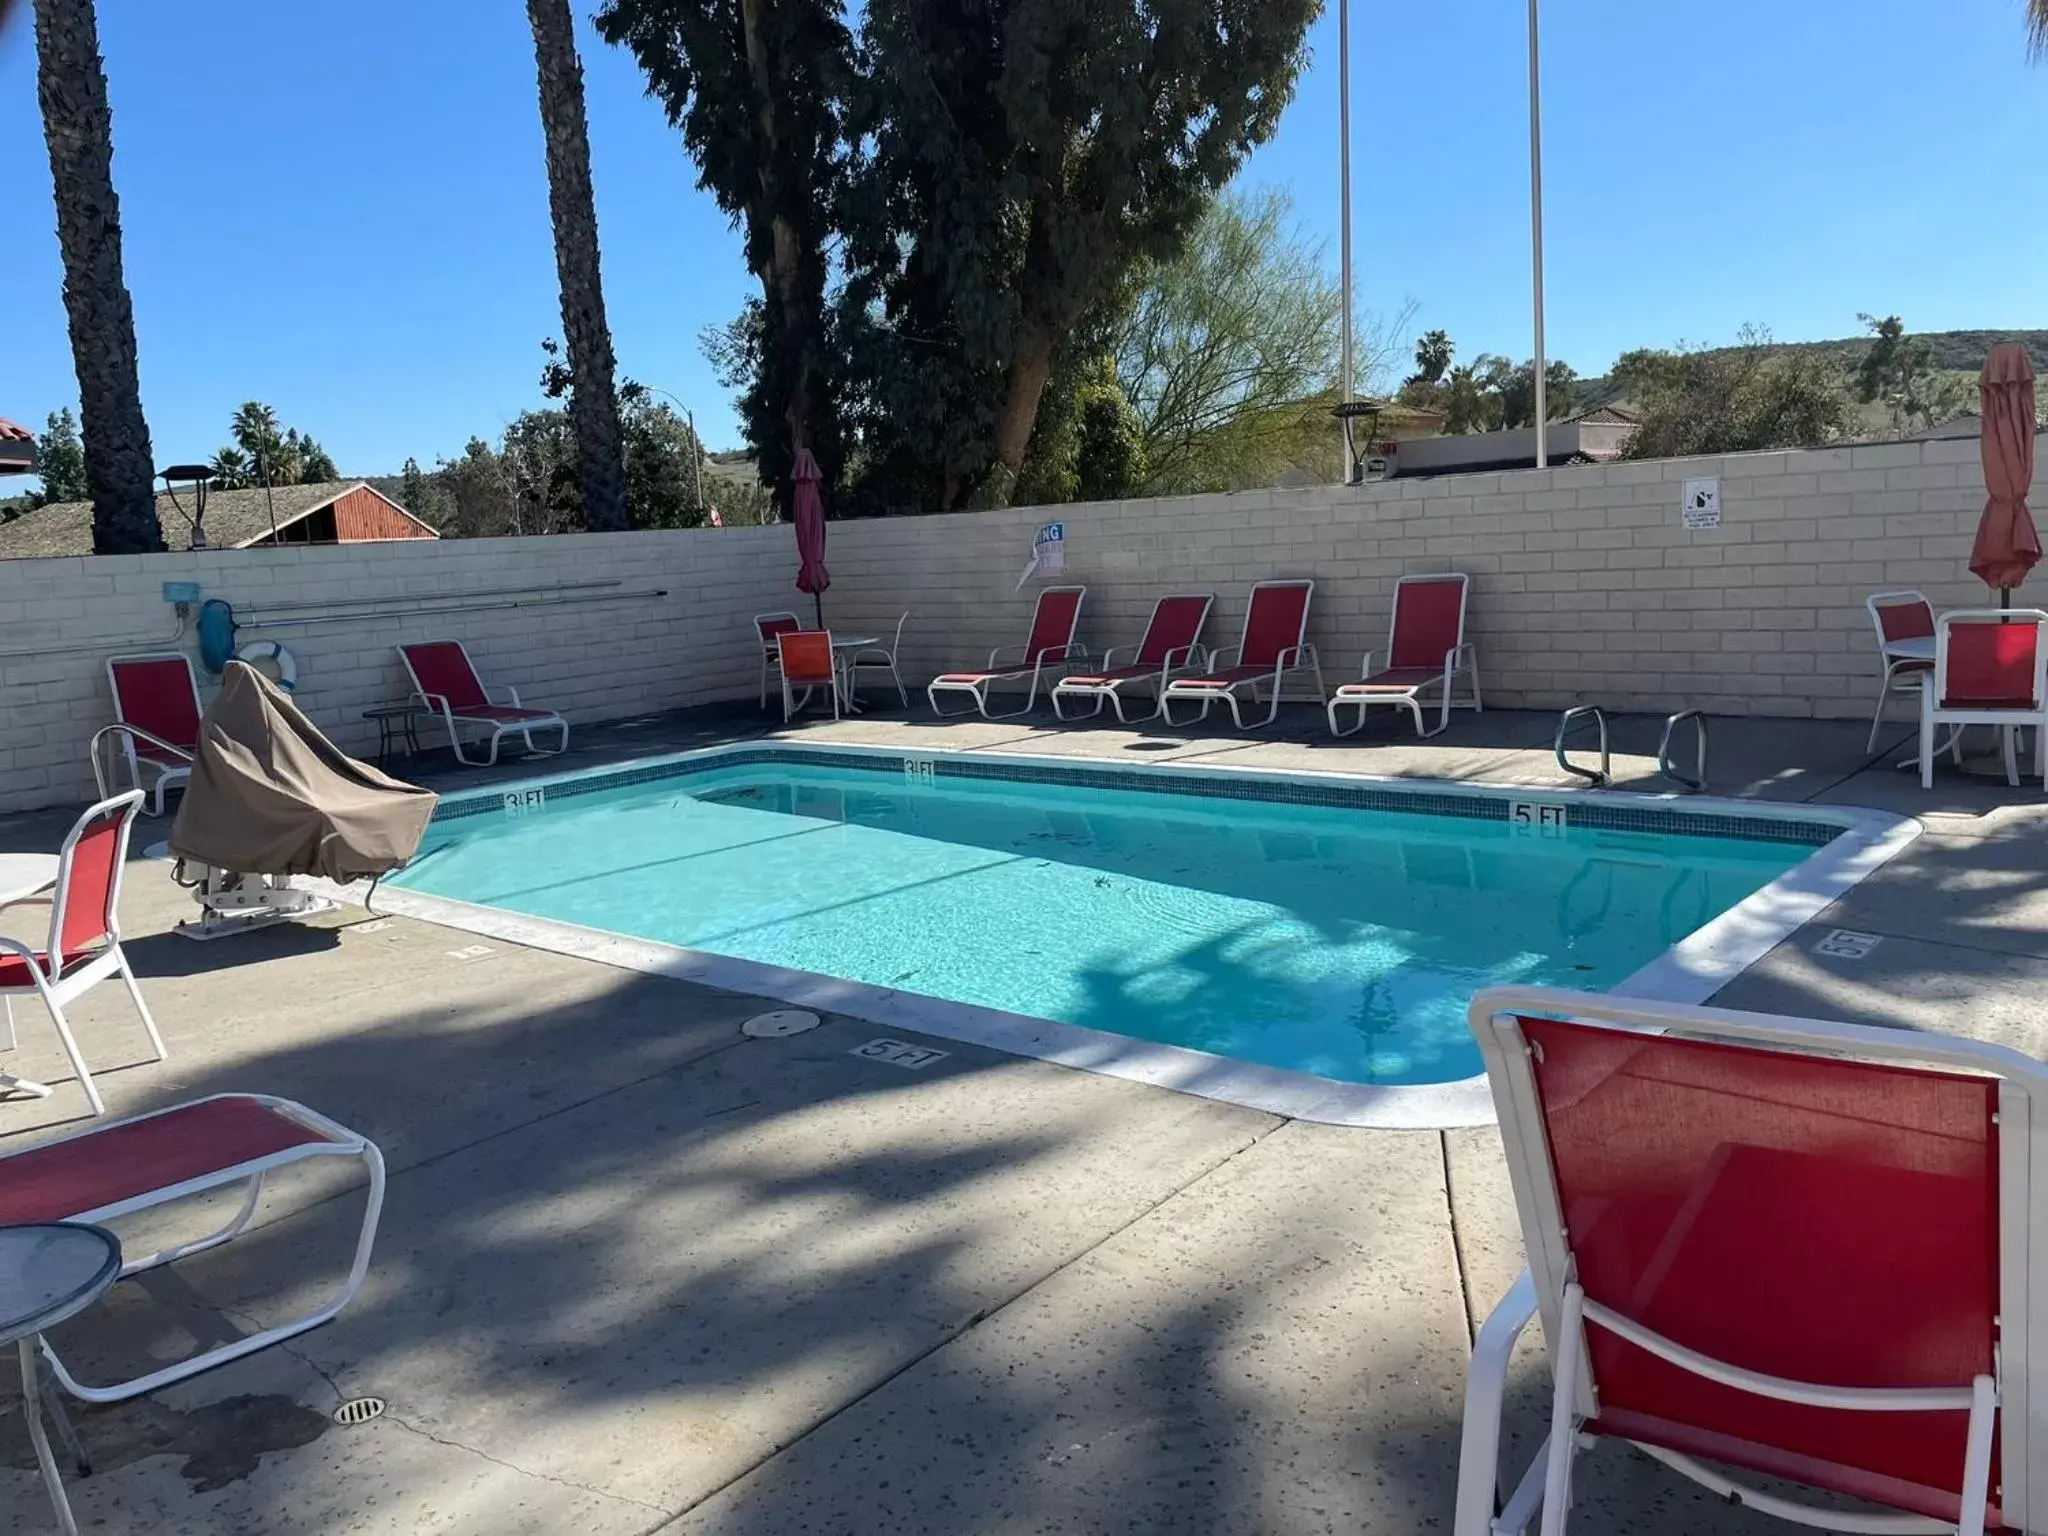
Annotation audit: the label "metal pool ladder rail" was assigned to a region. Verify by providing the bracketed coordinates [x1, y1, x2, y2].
[1555, 706, 1610, 786]
[1554, 706, 1709, 793]
[1658, 709, 1708, 793]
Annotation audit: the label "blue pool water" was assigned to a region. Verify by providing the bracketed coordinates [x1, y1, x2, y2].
[391, 761, 1811, 1087]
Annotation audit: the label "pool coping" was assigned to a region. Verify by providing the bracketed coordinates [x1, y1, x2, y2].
[349, 740, 1921, 1131]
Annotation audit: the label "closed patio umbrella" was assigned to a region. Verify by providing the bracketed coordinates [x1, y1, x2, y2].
[792, 448, 828, 627]
[1970, 343, 2040, 606]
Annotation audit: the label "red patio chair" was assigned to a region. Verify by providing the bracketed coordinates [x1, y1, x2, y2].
[1458, 985, 2043, 1536]
[2, 1095, 383, 1426]
[0, 790, 164, 1118]
[1327, 573, 1480, 738]
[1919, 608, 2048, 789]
[1865, 590, 1936, 751]
[926, 585, 1088, 719]
[104, 653, 204, 815]
[777, 629, 843, 723]
[755, 611, 803, 709]
[1051, 593, 1214, 723]
[398, 639, 568, 768]
[1159, 579, 1323, 729]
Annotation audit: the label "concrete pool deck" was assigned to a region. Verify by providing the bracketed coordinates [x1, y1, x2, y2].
[1, 701, 2043, 1533]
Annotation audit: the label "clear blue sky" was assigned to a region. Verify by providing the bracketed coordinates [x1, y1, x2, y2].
[3, 0, 2044, 484]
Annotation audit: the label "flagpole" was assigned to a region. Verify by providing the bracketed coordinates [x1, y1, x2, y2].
[1527, 0, 1548, 468]
[1339, 0, 1356, 483]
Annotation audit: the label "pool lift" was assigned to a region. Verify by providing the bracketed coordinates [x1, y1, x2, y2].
[162, 661, 436, 940]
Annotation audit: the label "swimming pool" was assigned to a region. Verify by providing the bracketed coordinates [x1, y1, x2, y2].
[378, 746, 1913, 1126]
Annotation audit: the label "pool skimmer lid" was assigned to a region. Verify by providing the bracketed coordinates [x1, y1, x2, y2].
[743, 1009, 821, 1039]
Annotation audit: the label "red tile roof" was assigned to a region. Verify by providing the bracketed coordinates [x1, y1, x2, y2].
[0, 418, 32, 443]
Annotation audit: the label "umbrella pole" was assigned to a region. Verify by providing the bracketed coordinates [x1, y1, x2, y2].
[813, 594, 824, 628]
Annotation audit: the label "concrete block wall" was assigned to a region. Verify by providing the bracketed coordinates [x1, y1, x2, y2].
[1, 434, 2038, 812]
[0, 525, 796, 811]
[813, 434, 2048, 724]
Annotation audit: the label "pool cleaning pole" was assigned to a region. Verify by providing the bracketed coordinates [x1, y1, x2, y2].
[1527, 0, 1548, 468]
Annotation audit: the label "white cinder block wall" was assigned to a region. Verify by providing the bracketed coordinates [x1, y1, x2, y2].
[0, 436, 2038, 812]
[0, 525, 797, 812]
[817, 435, 2048, 725]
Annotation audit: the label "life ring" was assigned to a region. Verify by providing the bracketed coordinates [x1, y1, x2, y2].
[235, 639, 299, 692]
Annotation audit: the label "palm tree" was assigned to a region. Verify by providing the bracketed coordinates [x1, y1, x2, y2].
[1409, 330, 1454, 388]
[2032, 1, 2048, 55]
[527, 0, 630, 532]
[32, 0, 161, 553]
[208, 447, 251, 490]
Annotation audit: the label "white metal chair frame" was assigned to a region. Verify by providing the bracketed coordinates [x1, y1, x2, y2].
[778, 630, 845, 723]
[1919, 608, 2048, 791]
[1327, 573, 1483, 739]
[0, 790, 164, 1118]
[926, 587, 1090, 720]
[104, 653, 201, 816]
[1866, 590, 1937, 752]
[1051, 593, 1215, 723]
[9, 1092, 386, 1404]
[1160, 580, 1323, 730]
[1457, 985, 2042, 1536]
[399, 641, 569, 768]
[755, 611, 802, 709]
[845, 613, 911, 710]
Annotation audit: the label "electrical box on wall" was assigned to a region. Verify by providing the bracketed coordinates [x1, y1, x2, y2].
[161, 581, 202, 604]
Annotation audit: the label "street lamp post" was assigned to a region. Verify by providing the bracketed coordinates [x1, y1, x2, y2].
[1527, 0, 1548, 468]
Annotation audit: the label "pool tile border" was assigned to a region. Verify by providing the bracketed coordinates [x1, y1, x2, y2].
[428, 744, 1842, 848]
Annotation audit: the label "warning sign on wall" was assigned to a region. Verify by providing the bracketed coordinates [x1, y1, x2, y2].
[1681, 477, 1721, 530]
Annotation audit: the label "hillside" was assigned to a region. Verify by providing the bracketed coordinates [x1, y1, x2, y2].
[1576, 328, 2048, 411]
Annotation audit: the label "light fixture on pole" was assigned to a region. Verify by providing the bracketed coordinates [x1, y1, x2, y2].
[158, 464, 215, 550]
[1527, 0, 1548, 468]
[1334, 399, 1384, 484]
[1338, 0, 1355, 484]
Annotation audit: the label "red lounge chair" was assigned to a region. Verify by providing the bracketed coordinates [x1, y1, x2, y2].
[2, 1093, 384, 1406]
[398, 640, 568, 767]
[1052, 593, 1215, 723]
[777, 629, 843, 723]
[1327, 572, 1481, 738]
[755, 611, 803, 709]
[104, 652, 203, 814]
[1159, 579, 1322, 729]
[0, 791, 164, 1117]
[927, 585, 1087, 718]
[1458, 985, 2043, 1536]
[1919, 608, 2048, 789]
[1865, 590, 1936, 751]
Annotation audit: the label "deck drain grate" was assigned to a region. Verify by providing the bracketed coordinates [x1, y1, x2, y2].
[333, 1396, 387, 1426]
[743, 1009, 821, 1039]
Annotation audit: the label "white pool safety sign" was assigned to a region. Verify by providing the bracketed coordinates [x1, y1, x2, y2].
[1015, 521, 1067, 590]
[1682, 477, 1720, 530]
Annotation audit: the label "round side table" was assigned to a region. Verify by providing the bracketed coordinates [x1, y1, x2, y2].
[1, 1223, 121, 1536]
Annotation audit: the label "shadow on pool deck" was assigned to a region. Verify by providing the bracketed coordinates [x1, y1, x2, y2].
[2, 700, 2045, 1532]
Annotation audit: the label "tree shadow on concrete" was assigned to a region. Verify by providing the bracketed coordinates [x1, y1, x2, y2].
[0, 930, 1469, 1533]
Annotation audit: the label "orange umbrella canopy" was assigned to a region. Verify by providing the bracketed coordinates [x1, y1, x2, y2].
[1970, 344, 2041, 596]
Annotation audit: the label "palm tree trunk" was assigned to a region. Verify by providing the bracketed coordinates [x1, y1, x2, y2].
[33, 0, 160, 554]
[528, 0, 630, 533]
